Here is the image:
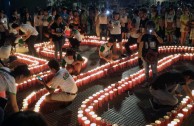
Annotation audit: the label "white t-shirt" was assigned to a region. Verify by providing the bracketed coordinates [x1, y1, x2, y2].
[99, 13, 108, 24]
[0, 67, 16, 95]
[110, 20, 121, 34]
[0, 45, 11, 59]
[99, 43, 113, 57]
[50, 69, 78, 93]
[74, 31, 82, 41]
[20, 24, 38, 36]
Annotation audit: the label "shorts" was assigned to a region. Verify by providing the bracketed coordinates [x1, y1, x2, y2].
[121, 23, 128, 33]
[50, 92, 77, 102]
[110, 34, 122, 42]
[165, 28, 174, 35]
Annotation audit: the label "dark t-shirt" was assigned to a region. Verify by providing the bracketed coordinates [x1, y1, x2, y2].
[151, 71, 186, 90]
[141, 34, 159, 58]
[139, 18, 149, 32]
[50, 22, 65, 41]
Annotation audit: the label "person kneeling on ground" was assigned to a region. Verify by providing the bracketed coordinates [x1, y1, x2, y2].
[42, 59, 78, 102]
[99, 38, 118, 63]
[149, 70, 194, 111]
[62, 49, 84, 75]
[68, 24, 82, 51]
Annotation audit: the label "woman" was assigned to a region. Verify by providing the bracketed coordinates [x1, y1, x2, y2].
[165, 8, 175, 44]
[50, 14, 65, 60]
[180, 7, 190, 45]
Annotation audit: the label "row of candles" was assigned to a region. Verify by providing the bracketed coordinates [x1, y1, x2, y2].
[77, 53, 194, 126]
[19, 41, 192, 123]
[147, 94, 194, 126]
[31, 52, 192, 114]
[15, 53, 49, 74]
[77, 54, 183, 126]
[158, 46, 194, 54]
[31, 54, 137, 112]
[23, 47, 193, 114]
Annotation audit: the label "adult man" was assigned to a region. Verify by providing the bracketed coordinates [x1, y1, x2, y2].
[12, 23, 38, 56]
[149, 70, 194, 110]
[138, 20, 163, 82]
[43, 59, 78, 102]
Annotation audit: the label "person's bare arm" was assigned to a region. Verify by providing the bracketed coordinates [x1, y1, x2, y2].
[182, 85, 194, 101]
[9, 93, 19, 112]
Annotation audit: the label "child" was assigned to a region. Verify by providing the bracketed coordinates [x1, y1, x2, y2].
[68, 24, 82, 51]
[99, 37, 118, 62]
[62, 49, 84, 75]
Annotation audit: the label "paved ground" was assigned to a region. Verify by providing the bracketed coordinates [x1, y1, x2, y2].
[6, 45, 194, 126]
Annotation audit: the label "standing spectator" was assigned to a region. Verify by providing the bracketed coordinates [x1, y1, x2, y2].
[175, 8, 182, 44]
[138, 20, 163, 83]
[40, 59, 78, 102]
[12, 23, 39, 56]
[0, 65, 30, 112]
[22, 12, 33, 26]
[190, 13, 194, 46]
[138, 8, 149, 69]
[34, 10, 43, 42]
[0, 10, 8, 47]
[94, 8, 100, 37]
[97, 8, 108, 40]
[62, 49, 84, 75]
[10, 9, 20, 25]
[50, 14, 65, 60]
[61, 7, 69, 23]
[165, 8, 175, 44]
[68, 10, 74, 25]
[149, 70, 194, 110]
[109, 12, 123, 56]
[180, 7, 190, 45]
[120, 9, 128, 40]
[73, 10, 80, 29]
[42, 9, 51, 41]
[80, 9, 88, 34]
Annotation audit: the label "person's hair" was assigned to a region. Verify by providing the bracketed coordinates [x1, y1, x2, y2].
[54, 14, 61, 21]
[11, 23, 19, 29]
[2, 110, 48, 126]
[133, 9, 139, 16]
[101, 8, 105, 12]
[66, 49, 75, 56]
[10, 64, 31, 78]
[139, 8, 147, 14]
[48, 59, 60, 71]
[182, 70, 194, 80]
[108, 37, 115, 43]
[145, 20, 155, 29]
[8, 55, 18, 63]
